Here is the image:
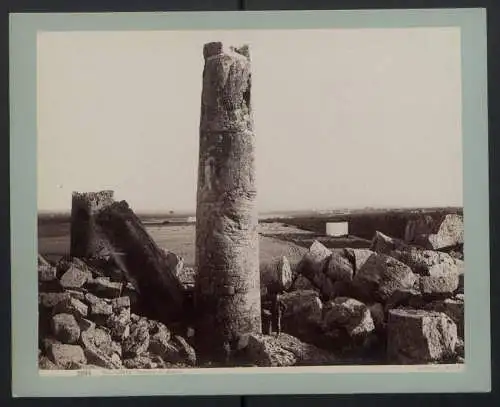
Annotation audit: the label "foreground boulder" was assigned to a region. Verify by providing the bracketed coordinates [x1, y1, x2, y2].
[322, 297, 375, 338]
[59, 264, 92, 289]
[419, 273, 459, 299]
[321, 297, 376, 354]
[387, 308, 458, 364]
[48, 343, 86, 369]
[344, 248, 374, 273]
[295, 241, 335, 298]
[425, 295, 464, 338]
[371, 231, 408, 255]
[390, 248, 459, 277]
[352, 253, 418, 302]
[261, 256, 293, 297]
[80, 326, 122, 369]
[405, 214, 464, 250]
[324, 250, 354, 283]
[51, 313, 81, 344]
[245, 334, 296, 367]
[244, 333, 337, 367]
[279, 290, 323, 343]
[122, 319, 150, 358]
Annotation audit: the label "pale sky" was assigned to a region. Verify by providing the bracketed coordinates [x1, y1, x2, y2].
[37, 27, 463, 213]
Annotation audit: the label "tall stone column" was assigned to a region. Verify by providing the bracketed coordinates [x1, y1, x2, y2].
[195, 42, 261, 363]
[70, 190, 114, 258]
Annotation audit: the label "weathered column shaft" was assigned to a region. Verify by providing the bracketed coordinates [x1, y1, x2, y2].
[195, 42, 261, 362]
[70, 190, 114, 258]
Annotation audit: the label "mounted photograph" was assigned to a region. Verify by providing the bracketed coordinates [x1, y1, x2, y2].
[36, 27, 465, 373]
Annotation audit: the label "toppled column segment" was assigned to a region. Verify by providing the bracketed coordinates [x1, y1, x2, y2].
[194, 42, 262, 363]
[95, 200, 184, 323]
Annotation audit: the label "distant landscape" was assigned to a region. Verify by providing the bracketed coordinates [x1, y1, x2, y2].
[38, 206, 463, 269]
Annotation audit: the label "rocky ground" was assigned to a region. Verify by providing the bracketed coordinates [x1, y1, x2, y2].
[38, 213, 465, 370]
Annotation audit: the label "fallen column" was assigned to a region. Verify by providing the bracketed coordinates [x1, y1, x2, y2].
[70, 190, 115, 258]
[95, 200, 184, 323]
[194, 42, 261, 363]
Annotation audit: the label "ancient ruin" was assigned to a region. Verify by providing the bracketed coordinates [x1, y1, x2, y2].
[194, 42, 261, 363]
[70, 191, 114, 258]
[37, 43, 465, 371]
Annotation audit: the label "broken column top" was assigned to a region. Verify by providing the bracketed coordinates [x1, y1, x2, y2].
[203, 42, 250, 60]
[71, 190, 115, 211]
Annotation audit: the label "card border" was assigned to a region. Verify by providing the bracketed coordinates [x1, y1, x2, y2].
[10, 8, 490, 397]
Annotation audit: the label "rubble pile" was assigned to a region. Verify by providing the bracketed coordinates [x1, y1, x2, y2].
[265, 214, 465, 365]
[39, 211, 465, 369]
[38, 255, 196, 370]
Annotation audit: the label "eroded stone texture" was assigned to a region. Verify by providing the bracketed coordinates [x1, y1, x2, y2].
[48, 343, 86, 369]
[70, 191, 114, 258]
[390, 248, 459, 277]
[352, 253, 418, 302]
[295, 241, 336, 298]
[195, 42, 261, 363]
[387, 308, 458, 364]
[95, 200, 185, 323]
[405, 214, 464, 250]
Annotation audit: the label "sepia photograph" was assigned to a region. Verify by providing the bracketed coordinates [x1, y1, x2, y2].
[34, 26, 468, 373]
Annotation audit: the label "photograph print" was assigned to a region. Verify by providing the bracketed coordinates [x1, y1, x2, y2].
[36, 26, 465, 372]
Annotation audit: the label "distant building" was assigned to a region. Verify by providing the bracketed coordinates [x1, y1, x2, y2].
[187, 216, 196, 223]
[326, 221, 349, 237]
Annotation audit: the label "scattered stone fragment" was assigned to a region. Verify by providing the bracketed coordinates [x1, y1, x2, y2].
[123, 353, 167, 369]
[87, 277, 122, 298]
[295, 241, 336, 297]
[289, 274, 317, 291]
[77, 318, 96, 332]
[39, 292, 71, 309]
[65, 289, 86, 301]
[322, 297, 375, 338]
[324, 250, 354, 282]
[38, 264, 57, 282]
[80, 326, 122, 369]
[455, 338, 464, 358]
[55, 256, 90, 278]
[371, 231, 408, 255]
[53, 297, 88, 319]
[385, 288, 426, 311]
[48, 343, 86, 368]
[90, 301, 113, 323]
[425, 296, 464, 338]
[245, 334, 297, 367]
[390, 248, 459, 277]
[352, 253, 418, 302]
[111, 296, 130, 311]
[148, 324, 173, 360]
[279, 290, 324, 345]
[273, 333, 337, 365]
[123, 320, 150, 358]
[420, 273, 459, 299]
[51, 313, 81, 344]
[59, 265, 92, 289]
[38, 253, 51, 267]
[387, 308, 458, 364]
[172, 335, 196, 366]
[38, 355, 58, 370]
[407, 214, 464, 250]
[368, 303, 386, 332]
[106, 307, 131, 341]
[344, 248, 374, 273]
